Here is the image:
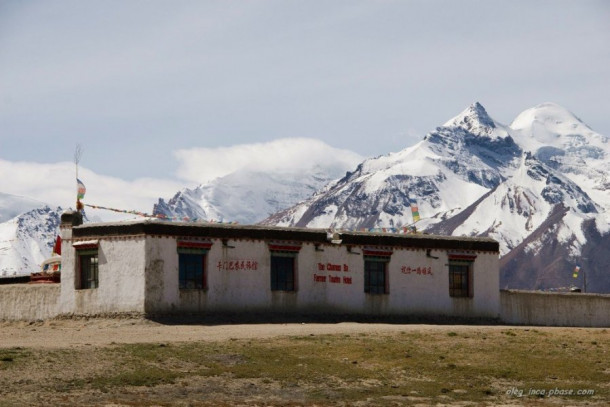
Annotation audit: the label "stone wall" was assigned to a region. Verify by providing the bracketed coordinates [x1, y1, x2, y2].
[500, 289, 610, 327]
[0, 284, 60, 321]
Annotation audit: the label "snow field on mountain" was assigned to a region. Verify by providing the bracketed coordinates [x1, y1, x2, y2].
[309, 205, 339, 229]
[510, 103, 604, 151]
[0, 215, 51, 276]
[453, 181, 551, 255]
[556, 212, 588, 258]
[595, 212, 610, 235]
[0, 220, 21, 276]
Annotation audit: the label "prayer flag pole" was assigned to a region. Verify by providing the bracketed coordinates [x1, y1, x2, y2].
[74, 145, 84, 212]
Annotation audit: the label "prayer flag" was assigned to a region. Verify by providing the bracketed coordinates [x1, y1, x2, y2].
[572, 266, 580, 279]
[409, 197, 420, 223]
[52, 235, 62, 256]
[77, 179, 86, 200]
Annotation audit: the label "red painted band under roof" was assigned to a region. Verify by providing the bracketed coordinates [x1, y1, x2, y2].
[73, 240, 98, 250]
[74, 244, 98, 250]
[177, 241, 213, 249]
[448, 254, 477, 261]
[363, 249, 393, 257]
[268, 244, 301, 252]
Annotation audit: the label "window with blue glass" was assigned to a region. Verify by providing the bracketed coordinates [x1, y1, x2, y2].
[364, 259, 388, 294]
[363, 248, 392, 295]
[270, 255, 295, 291]
[177, 240, 211, 290]
[179, 253, 206, 289]
[268, 243, 301, 292]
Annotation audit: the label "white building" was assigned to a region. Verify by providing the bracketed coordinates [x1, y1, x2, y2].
[59, 211, 500, 319]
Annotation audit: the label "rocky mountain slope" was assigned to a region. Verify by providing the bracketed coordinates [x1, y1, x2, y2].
[0, 203, 62, 277]
[264, 103, 609, 292]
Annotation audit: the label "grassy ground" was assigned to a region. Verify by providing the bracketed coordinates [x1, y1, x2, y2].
[0, 326, 608, 406]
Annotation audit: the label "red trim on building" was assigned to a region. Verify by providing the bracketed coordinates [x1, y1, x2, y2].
[177, 241, 213, 249]
[363, 249, 393, 257]
[448, 253, 477, 261]
[75, 244, 97, 250]
[268, 244, 302, 252]
[73, 240, 99, 250]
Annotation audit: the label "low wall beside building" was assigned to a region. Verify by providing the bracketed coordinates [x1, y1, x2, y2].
[0, 284, 60, 321]
[500, 289, 610, 327]
[2, 284, 609, 326]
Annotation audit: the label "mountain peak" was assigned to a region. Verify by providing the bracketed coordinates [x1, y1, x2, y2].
[510, 102, 588, 132]
[509, 102, 604, 154]
[442, 102, 497, 134]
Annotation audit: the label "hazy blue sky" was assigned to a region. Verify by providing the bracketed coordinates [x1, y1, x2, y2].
[1, 0, 609, 184]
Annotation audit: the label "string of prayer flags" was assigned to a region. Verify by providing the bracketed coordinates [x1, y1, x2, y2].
[358, 226, 418, 234]
[83, 203, 238, 224]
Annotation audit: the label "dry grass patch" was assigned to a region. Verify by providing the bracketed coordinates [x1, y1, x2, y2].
[0, 326, 607, 406]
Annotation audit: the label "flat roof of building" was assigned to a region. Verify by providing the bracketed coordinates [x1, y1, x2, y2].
[65, 216, 499, 253]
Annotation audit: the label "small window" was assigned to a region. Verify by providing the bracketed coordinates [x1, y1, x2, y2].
[449, 263, 470, 297]
[77, 249, 98, 289]
[271, 254, 295, 291]
[177, 241, 210, 290]
[179, 253, 206, 289]
[268, 243, 300, 292]
[448, 253, 476, 298]
[364, 259, 388, 294]
[363, 248, 392, 295]
[448, 256, 475, 298]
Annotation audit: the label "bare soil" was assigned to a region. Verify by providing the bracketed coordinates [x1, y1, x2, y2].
[0, 318, 451, 349]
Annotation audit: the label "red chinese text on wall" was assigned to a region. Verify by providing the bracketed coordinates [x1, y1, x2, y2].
[401, 266, 433, 276]
[217, 260, 258, 271]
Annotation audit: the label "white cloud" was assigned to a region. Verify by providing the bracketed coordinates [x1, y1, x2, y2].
[0, 159, 182, 215]
[173, 138, 364, 184]
[0, 138, 363, 221]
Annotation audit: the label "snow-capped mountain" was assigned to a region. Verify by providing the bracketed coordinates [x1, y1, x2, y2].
[429, 153, 599, 253]
[153, 168, 335, 224]
[266, 103, 523, 230]
[264, 102, 609, 292]
[0, 191, 134, 277]
[0, 205, 62, 277]
[510, 103, 610, 212]
[153, 139, 363, 224]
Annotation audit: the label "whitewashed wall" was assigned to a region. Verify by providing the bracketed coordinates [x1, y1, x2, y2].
[144, 236, 500, 319]
[501, 290, 610, 327]
[0, 284, 59, 321]
[59, 236, 147, 315]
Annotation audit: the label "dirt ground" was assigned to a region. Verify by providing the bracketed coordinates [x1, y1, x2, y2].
[0, 317, 512, 349]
